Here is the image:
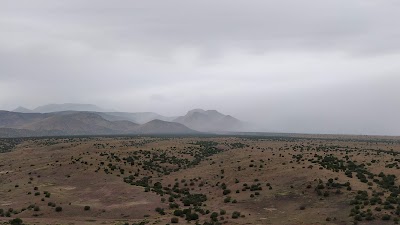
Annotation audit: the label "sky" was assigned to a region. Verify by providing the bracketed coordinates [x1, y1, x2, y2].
[0, 0, 399, 135]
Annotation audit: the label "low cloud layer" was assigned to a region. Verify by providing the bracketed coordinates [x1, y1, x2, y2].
[1, 0, 399, 135]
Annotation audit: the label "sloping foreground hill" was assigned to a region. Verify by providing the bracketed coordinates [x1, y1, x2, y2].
[2, 136, 399, 224]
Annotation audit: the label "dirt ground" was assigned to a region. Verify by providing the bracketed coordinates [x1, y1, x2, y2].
[0, 135, 399, 225]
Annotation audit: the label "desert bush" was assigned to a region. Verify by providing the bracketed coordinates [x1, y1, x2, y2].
[9, 218, 23, 225]
[232, 211, 241, 219]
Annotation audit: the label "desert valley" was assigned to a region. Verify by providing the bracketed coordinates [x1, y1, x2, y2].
[1, 1, 399, 224]
[1, 128, 400, 225]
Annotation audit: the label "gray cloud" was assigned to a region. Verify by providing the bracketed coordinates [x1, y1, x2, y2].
[0, 0, 399, 135]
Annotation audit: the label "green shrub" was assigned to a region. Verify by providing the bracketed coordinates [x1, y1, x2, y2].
[232, 211, 241, 219]
[223, 189, 231, 195]
[171, 217, 179, 223]
[382, 214, 391, 220]
[9, 218, 23, 225]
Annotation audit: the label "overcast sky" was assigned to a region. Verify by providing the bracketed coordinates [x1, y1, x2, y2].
[1, 0, 399, 135]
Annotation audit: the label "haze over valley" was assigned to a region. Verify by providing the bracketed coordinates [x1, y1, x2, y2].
[1, 1, 400, 136]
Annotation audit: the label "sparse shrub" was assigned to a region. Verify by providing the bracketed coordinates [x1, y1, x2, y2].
[8, 218, 23, 225]
[382, 214, 391, 220]
[223, 189, 231, 195]
[174, 209, 183, 217]
[155, 207, 165, 215]
[186, 213, 199, 221]
[210, 212, 219, 221]
[232, 211, 241, 219]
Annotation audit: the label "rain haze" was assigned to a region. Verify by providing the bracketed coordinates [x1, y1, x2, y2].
[0, 0, 399, 135]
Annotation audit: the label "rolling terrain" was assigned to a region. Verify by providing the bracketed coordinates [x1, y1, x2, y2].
[0, 135, 400, 224]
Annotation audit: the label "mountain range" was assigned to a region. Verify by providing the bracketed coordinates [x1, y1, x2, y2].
[0, 103, 246, 137]
[13, 103, 108, 113]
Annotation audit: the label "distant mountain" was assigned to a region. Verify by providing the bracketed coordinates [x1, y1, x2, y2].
[13, 104, 177, 124]
[173, 109, 243, 132]
[20, 112, 139, 135]
[0, 111, 195, 137]
[33, 103, 108, 113]
[13, 106, 34, 113]
[0, 105, 247, 137]
[98, 112, 177, 124]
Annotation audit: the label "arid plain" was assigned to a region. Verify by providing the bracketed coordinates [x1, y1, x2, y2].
[1, 135, 400, 225]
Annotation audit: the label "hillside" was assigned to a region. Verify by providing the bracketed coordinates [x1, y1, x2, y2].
[0, 110, 48, 128]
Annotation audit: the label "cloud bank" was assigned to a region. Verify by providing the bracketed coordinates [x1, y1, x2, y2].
[0, 0, 399, 135]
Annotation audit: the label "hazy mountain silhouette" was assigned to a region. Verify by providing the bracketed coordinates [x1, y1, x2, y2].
[98, 112, 177, 124]
[0, 110, 196, 137]
[173, 109, 243, 132]
[1, 104, 245, 137]
[33, 103, 109, 113]
[12, 106, 34, 113]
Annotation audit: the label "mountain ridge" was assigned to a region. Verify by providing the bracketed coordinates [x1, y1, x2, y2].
[0, 110, 197, 137]
[2, 104, 245, 137]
